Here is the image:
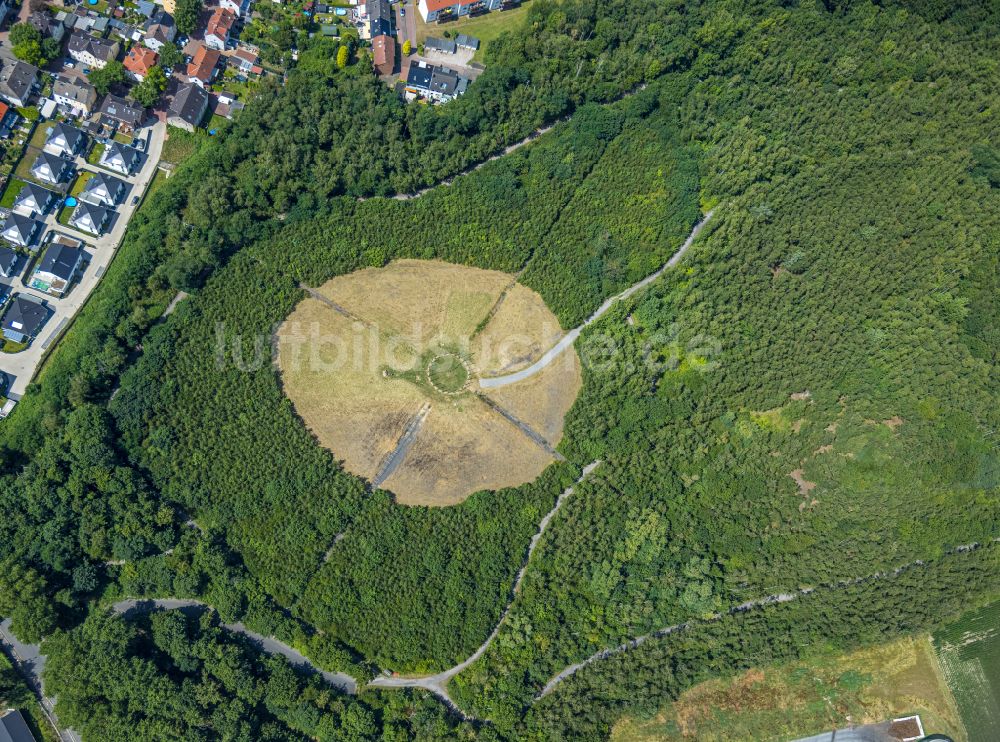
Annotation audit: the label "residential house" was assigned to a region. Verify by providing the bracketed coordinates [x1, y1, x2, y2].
[0, 101, 16, 138]
[124, 44, 158, 81]
[372, 34, 395, 76]
[186, 45, 221, 87]
[424, 37, 456, 54]
[98, 94, 145, 132]
[28, 10, 66, 42]
[143, 10, 176, 52]
[136, 0, 156, 17]
[0, 0, 11, 28]
[404, 61, 468, 103]
[167, 83, 209, 131]
[67, 33, 121, 69]
[0, 57, 40, 108]
[0, 246, 19, 278]
[31, 151, 73, 185]
[417, 0, 502, 22]
[229, 47, 263, 76]
[53, 74, 98, 116]
[97, 143, 140, 177]
[30, 241, 85, 296]
[456, 33, 480, 51]
[212, 90, 245, 120]
[1, 213, 42, 247]
[44, 122, 87, 158]
[367, 0, 393, 38]
[219, 0, 251, 16]
[204, 8, 236, 51]
[69, 200, 110, 235]
[1, 294, 49, 343]
[13, 183, 57, 217]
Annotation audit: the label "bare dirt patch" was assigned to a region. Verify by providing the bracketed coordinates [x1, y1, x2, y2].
[788, 468, 817, 496]
[276, 260, 580, 506]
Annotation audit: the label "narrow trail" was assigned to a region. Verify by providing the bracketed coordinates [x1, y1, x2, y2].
[372, 402, 431, 488]
[300, 284, 372, 326]
[536, 537, 1000, 698]
[475, 393, 566, 461]
[367, 461, 602, 709]
[480, 210, 715, 389]
[359, 123, 559, 204]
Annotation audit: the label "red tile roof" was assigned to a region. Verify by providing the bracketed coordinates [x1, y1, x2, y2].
[124, 45, 158, 77]
[206, 7, 236, 38]
[372, 34, 394, 75]
[423, 0, 474, 12]
[186, 45, 221, 82]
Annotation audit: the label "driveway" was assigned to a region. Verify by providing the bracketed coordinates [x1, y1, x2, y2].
[0, 120, 166, 400]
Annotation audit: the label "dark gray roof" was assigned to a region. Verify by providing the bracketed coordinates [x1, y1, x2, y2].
[2, 213, 41, 243]
[32, 151, 71, 181]
[1, 295, 48, 338]
[0, 246, 18, 277]
[68, 32, 119, 62]
[82, 170, 126, 201]
[70, 200, 109, 230]
[0, 709, 37, 742]
[429, 67, 459, 96]
[0, 58, 39, 102]
[99, 94, 144, 126]
[406, 63, 433, 89]
[145, 10, 175, 30]
[425, 37, 456, 54]
[37, 242, 83, 281]
[14, 183, 55, 212]
[167, 83, 209, 126]
[368, 0, 393, 37]
[53, 74, 97, 105]
[28, 10, 59, 36]
[47, 122, 86, 151]
[456, 34, 480, 49]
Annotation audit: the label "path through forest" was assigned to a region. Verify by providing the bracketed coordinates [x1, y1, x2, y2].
[479, 209, 715, 389]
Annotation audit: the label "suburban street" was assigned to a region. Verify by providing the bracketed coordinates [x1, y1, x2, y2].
[0, 120, 166, 400]
[396, 0, 416, 51]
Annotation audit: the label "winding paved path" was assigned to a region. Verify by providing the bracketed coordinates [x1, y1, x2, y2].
[368, 461, 602, 711]
[536, 537, 1000, 698]
[480, 210, 715, 389]
[104, 462, 605, 716]
[110, 599, 358, 693]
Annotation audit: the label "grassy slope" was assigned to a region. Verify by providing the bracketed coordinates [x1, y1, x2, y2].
[611, 636, 966, 741]
[415, 2, 534, 62]
[933, 599, 1000, 741]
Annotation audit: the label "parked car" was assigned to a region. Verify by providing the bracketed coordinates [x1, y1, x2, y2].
[131, 195, 140, 205]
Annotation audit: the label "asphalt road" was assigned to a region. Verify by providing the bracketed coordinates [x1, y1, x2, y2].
[110, 600, 358, 694]
[479, 210, 716, 389]
[0, 121, 166, 400]
[397, 0, 416, 50]
[0, 618, 80, 742]
[368, 461, 601, 711]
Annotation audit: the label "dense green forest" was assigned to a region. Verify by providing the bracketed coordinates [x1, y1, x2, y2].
[0, 0, 997, 739]
[44, 607, 482, 740]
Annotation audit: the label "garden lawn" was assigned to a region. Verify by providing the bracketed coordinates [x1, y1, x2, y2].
[416, 2, 533, 61]
[0, 178, 28, 208]
[87, 142, 106, 166]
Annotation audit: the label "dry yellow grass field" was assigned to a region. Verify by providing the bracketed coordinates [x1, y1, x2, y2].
[612, 635, 966, 742]
[474, 283, 567, 376]
[276, 260, 581, 506]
